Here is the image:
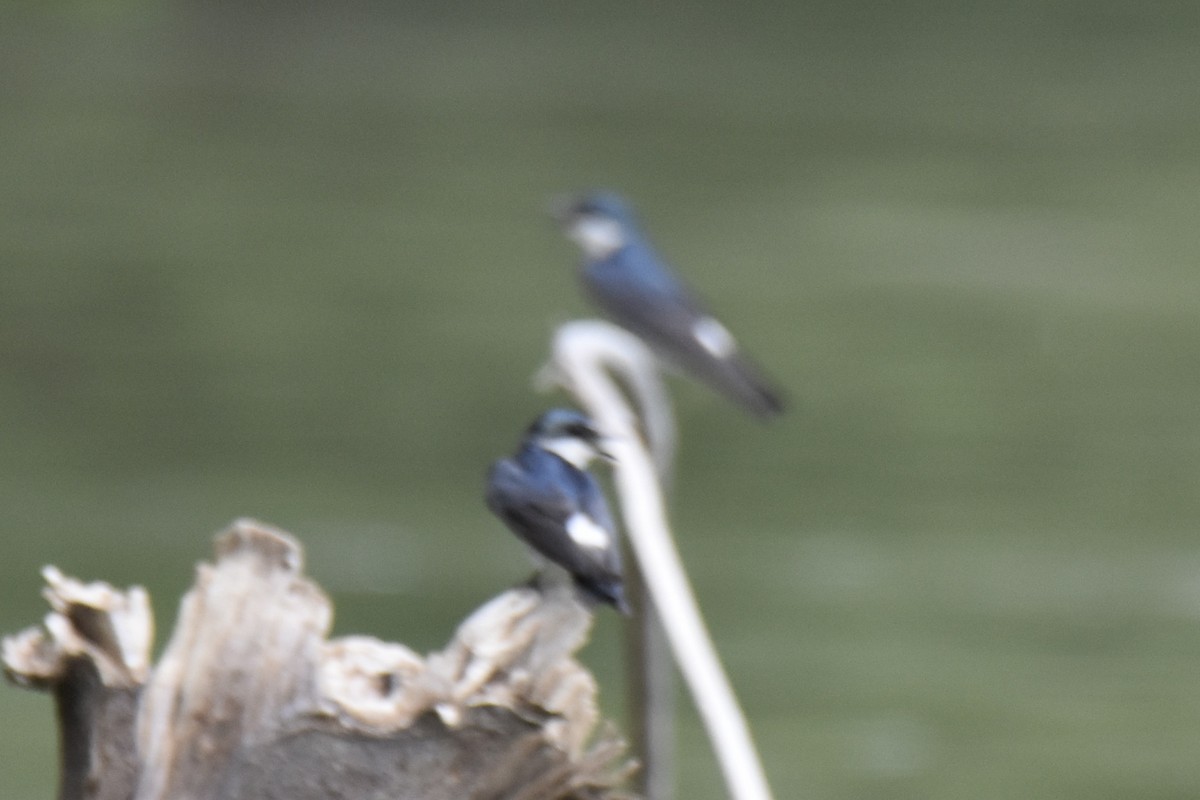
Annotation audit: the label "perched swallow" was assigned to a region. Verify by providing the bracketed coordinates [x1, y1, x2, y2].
[551, 191, 785, 419]
[486, 408, 628, 613]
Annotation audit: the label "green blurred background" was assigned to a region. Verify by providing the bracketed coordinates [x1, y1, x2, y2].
[3, 1, 1200, 797]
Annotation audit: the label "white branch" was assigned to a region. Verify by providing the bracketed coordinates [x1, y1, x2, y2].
[546, 320, 775, 800]
[538, 322, 676, 480]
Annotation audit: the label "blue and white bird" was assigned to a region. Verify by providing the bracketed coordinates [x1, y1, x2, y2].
[486, 408, 629, 614]
[552, 191, 785, 419]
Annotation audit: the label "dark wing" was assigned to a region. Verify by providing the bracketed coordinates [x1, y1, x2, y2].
[485, 455, 623, 592]
[581, 247, 784, 419]
[570, 468, 622, 573]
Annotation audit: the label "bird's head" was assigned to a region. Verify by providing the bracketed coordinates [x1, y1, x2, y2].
[527, 408, 614, 467]
[548, 190, 638, 259]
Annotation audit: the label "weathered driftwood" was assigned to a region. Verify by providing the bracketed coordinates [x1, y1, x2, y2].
[2, 519, 634, 800]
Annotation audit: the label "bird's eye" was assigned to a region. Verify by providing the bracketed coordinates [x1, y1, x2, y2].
[566, 423, 595, 439]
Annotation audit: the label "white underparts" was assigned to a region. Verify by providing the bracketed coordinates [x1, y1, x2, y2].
[540, 436, 596, 469]
[692, 316, 738, 358]
[568, 216, 625, 259]
[566, 512, 611, 550]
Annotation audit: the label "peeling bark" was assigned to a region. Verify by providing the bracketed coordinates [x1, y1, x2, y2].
[2, 519, 634, 800]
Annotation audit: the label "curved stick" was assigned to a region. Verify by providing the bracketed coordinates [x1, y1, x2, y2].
[538, 321, 677, 798]
[545, 320, 774, 800]
[537, 323, 676, 478]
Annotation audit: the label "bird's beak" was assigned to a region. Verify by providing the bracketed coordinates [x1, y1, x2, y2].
[592, 435, 619, 463]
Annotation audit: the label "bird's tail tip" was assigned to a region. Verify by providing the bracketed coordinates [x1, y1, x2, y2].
[740, 381, 787, 421]
[757, 388, 787, 419]
[579, 579, 631, 615]
[613, 593, 632, 617]
[604, 586, 633, 616]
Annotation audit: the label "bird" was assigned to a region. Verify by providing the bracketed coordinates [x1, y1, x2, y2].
[485, 408, 629, 614]
[551, 190, 785, 419]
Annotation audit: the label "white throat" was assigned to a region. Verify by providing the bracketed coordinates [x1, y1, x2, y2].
[540, 436, 596, 469]
[567, 216, 625, 259]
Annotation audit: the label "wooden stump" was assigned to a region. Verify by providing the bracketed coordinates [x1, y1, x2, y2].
[2, 519, 634, 800]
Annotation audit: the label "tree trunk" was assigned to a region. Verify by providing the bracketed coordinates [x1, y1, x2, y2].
[2, 519, 634, 800]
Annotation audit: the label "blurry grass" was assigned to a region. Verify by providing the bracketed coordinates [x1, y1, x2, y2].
[3, 2, 1200, 799]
